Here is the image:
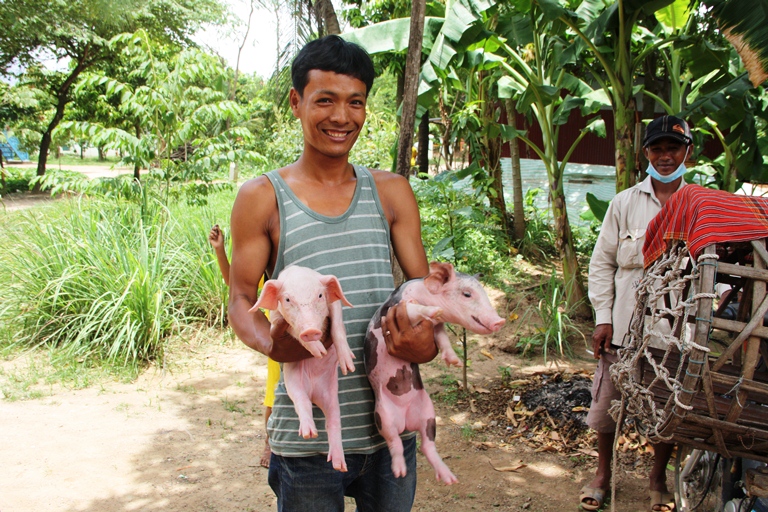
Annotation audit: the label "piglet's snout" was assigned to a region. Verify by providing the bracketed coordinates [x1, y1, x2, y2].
[300, 329, 323, 343]
[471, 315, 506, 334]
[489, 318, 505, 332]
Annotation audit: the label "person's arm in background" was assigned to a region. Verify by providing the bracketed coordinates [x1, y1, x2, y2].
[374, 171, 437, 364]
[588, 199, 621, 359]
[209, 224, 230, 286]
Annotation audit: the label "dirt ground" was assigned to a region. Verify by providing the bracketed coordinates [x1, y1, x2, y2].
[1, 161, 136, 212]
[0, 322, 663, 512]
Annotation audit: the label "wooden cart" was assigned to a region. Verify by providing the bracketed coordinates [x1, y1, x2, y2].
[618, 239, 768, 463]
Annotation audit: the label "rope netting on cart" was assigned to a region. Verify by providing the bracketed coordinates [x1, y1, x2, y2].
[608, 242, 718, 439]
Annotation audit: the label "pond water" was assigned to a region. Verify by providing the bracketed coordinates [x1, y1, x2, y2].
[500, 157, 616, 225]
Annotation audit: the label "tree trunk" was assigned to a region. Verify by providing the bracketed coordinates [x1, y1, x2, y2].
[613, 4, 638, 194]
[550, 180, 590, 317]
[133, 123, 142, 181]
[98, 145, 106, 161]
[417, 110, 429, 176]
[639, 53, 660, 178]
[395, 0, 426, 177]
[438, 95, 453, 170]
[482, 93, 508, 237]
[314, 0, 340, 35]
[614, 99, 637, 193]
[231, 0, 255, 103]
[486, 135, 509, 237]
[36, 53, 91, 182]
[504, 98, 525, 240]
[396, 70, 405, 111]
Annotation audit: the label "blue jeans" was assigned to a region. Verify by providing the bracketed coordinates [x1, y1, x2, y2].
[268, 436, 417, 512]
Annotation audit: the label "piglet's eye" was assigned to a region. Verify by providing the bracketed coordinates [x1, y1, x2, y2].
[285, 298, 290, 303]
[463, 291, 472, 298]
[319, 293, 323, 299]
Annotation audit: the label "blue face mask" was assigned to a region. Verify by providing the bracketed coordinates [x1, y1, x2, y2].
[645, 146, 690, 183]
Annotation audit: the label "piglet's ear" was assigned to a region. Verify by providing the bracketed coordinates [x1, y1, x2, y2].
[319, 275, 353, 307]
[251, 280, 282, 312]
[424, 261, 455, 294]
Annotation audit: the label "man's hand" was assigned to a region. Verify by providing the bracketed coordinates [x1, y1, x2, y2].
[381, 301, 437, 364]
[268, 316, 333, 363]
[592, 323, 613, 359]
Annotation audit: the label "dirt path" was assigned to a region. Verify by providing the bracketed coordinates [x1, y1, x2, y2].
[0, 327, 660, 512]
[1, 162, 138, 212]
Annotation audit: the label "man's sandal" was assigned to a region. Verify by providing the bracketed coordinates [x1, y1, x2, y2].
[649, 490, 676, 512]
[580, 485, 608, 511]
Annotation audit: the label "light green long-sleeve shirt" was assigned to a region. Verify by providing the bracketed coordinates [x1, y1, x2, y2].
[588, 176, 685, 347]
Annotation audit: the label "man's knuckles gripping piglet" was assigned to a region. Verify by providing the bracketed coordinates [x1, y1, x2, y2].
[250, 265, 354, 472]
[364, 261, 505, 484]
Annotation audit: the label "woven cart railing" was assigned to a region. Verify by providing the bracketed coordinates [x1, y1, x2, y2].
[611, 239, 768, 463]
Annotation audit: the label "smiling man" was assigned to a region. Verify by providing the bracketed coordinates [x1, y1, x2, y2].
[581, 115, 692, 512]
[227, 36, 437, 511]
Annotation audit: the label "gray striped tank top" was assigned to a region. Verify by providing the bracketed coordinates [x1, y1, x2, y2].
[265, 165, 395, 456]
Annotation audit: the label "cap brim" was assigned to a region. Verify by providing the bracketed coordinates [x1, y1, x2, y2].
[643, 133, 691, 147]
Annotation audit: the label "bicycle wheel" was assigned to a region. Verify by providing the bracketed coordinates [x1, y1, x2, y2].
[674, 446, 728, 511]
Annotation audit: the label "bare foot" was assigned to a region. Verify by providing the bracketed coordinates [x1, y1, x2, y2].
[260, 439, 271, 468]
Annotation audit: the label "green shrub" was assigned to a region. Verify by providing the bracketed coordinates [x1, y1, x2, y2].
[514, 272, 585, 361]
[518, 188, 558, 260]
[413, 172, 518, 287]
[0, 167, 34, 194]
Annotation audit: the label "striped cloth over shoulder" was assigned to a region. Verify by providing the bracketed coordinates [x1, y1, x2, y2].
[643, 184, 768, 267]
[264, 165, 396, 456]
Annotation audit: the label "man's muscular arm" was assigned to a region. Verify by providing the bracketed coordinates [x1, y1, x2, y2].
[374, 171, 438, 363]
[228, 178, 325, 362]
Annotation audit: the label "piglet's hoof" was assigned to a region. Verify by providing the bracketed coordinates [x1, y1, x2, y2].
[435, 465, 458, 485]
[298, 423, 318, 439]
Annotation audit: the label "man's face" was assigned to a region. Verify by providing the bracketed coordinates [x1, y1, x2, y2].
[289, 70, 367, 160]
[644, 137, 689, 176]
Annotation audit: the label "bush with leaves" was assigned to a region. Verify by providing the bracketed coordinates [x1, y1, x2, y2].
[413, 171, 516, 287]
[517, 188, 558, 261]
[0, 166, 34, 195]
[514, 272, 585, 363]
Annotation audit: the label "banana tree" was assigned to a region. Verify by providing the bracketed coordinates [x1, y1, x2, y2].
[492, 2, 606, 315]
[543, 0, 677, 193]
[707, 0, 768, 88]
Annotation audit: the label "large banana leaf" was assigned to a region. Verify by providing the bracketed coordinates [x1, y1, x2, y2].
[341, 17, 445, 54]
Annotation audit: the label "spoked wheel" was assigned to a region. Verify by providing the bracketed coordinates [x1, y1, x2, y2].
[674, 445, 731, 511]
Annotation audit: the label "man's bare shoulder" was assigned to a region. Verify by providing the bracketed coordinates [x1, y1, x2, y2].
[231, 175, 279, 228]
[237, 174, 274, 197]
[235, 175, 276, 205]
[369, 169, 410, 191]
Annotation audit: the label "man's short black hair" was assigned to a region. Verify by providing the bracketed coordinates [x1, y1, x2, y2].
[291, 35, 375, 97]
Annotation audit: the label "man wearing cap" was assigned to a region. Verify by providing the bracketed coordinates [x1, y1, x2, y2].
[580, 115, 692, 512]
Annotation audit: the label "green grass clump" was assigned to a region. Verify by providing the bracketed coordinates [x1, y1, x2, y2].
[0, 189, 234, 371]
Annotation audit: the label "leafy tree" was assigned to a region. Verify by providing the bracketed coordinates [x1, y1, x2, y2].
[57, 31, 262, 204]
[0, 0, 226, 180]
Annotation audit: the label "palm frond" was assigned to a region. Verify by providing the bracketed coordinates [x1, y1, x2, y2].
[706, 0, 768, 86]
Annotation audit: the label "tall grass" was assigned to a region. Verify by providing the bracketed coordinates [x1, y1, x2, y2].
[0, 190, 234, 371]
[514, 272, 585, 362]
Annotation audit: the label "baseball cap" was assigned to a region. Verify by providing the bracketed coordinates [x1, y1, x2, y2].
[642, 115, 692, 147]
